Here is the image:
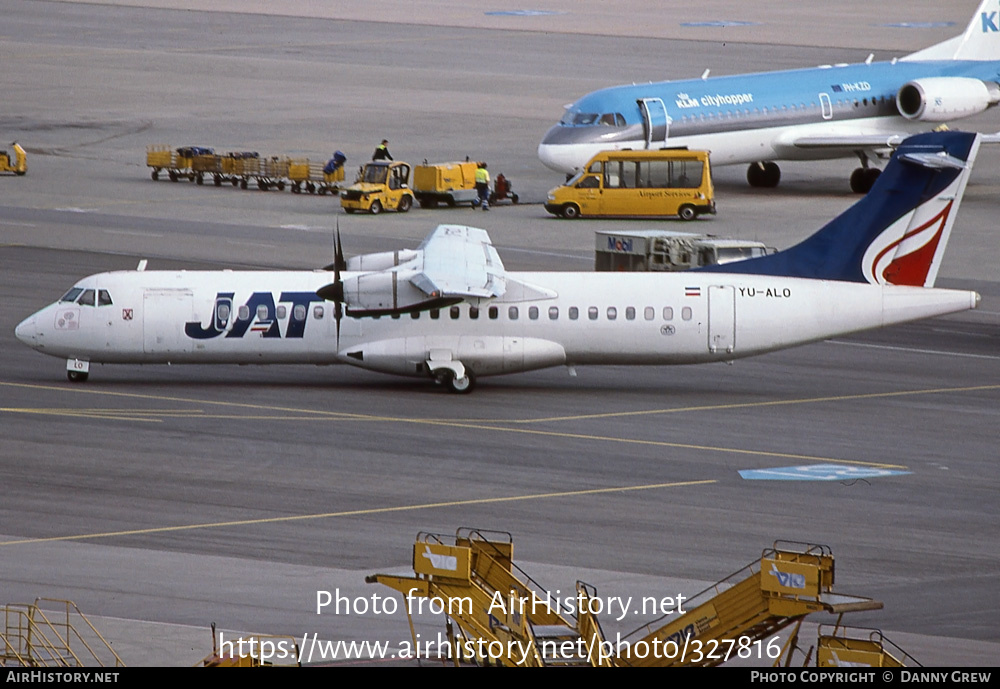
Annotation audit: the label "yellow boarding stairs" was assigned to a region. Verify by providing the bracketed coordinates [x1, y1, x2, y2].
[1, 598, 124, 667]
[618, 541, 883, 666]
[815, 624, 921, 667]
[368, 528, 609, 667]
[369, 533, 884, 667]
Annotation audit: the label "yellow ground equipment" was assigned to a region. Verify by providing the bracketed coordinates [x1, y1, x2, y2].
[289, 151, 347, 195]
[545, 148, 715, 220]
[1, 598, 124, 667]
[412, 160, 479, 208]
[146, 145, 214, 182]
[368, 532, 885, 667]
[815, 624, 921, 667]
[0, 142, 26, 175]
[341, 160, 414, 214]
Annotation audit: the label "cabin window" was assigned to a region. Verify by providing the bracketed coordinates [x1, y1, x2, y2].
[78, 289, 95, 306]
[682, 306, 692, 321]
[450, 306, 460, 319]
[59, 287, 84, 303]
[217, 303, 231, 323]
[625, 306, 635, 321]
[607, 306, 617, 321]
[549, 306, 559, 320]
[276, 305, 287, 319]
[312, 305, 324, 319]
[663, 307, 674, 321]
[488, 306, 498, 320]
[569, 307, 579, 320]
[528, 306, 539, 320]
[239, 305, 250, 320]
[98, 290, 113, 306]
[293, 304, 306, 321]
[256, 304, 269, 321]
[469, 306, 479, 320]
[644, 306, 655, 321]
[588, 306, 598, 320]
[508, 306, 518, 320]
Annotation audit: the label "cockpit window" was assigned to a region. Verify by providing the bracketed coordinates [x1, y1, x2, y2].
[560, 111, 599, 126]
[98, 289, 113, 306]
[78, 289, 96, 306]
[60, 287, 84, 303]
[560, 110, 625, 127]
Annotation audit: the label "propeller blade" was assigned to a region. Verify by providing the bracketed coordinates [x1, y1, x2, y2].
[335, 223, 346, 273]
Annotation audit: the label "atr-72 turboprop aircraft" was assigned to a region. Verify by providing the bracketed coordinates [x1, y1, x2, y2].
[15, 132, 983, 393]
[538, 0, 1000, 192]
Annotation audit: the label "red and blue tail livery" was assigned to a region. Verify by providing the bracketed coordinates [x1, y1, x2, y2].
[702, 131, 979, 287]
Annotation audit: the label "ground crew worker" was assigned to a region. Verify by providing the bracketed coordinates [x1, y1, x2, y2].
[372, 140, 393, 161]
[475, 162, 490, 211]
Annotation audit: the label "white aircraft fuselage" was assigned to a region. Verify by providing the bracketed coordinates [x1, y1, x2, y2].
[14, 270, 978, 374]
[15, 131, 984, 392]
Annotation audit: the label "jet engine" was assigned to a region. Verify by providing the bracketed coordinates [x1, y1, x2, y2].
[896, 77, 1000, 122]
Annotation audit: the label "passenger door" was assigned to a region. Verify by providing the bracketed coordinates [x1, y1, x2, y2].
[708, 285, 735, 354]
[638, 98, 669, 148]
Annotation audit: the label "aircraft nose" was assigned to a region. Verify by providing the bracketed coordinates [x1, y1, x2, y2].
[537, 141, 574, 175]
[15, 314, 37, 347]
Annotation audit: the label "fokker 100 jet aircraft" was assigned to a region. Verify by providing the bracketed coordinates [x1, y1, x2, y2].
[16, 132, 983, 393]
[538, 0, 1000, 192]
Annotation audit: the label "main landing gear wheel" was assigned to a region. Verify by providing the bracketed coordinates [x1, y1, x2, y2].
[850, 167, 881, 194]
[747, 162, 780, 188]
[438, 370, 476, 394]
[67, 370, 89, 383]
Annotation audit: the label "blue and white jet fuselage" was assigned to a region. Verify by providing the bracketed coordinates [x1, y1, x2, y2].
[538, 1, 1000, 191]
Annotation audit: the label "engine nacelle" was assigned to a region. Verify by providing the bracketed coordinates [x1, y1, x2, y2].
[341, 269, 431, 315]
[346, 249, 420, 273]
[896, 77, 1000, 122]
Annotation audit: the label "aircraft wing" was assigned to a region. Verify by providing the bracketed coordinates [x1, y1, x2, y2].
[788, 134, 908, 150]
[790, 131, 1000, 150]
[411, 225, 506, 299]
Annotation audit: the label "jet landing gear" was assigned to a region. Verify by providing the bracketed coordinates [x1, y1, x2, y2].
[427, 358, 476, 394]
[747, 162, 780, 188]
[849, 151, 881, 194]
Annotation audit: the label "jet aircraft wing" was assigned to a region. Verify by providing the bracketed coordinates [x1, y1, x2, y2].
[790, 131, 1000, 150]
[787, 134, 908, 150]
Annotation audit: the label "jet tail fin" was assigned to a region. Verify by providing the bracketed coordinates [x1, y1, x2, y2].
[903, 0, 1000, 61]
[702, 131, 979, 287]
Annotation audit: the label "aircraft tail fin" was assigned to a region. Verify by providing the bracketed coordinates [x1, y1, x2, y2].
[703, 131, 979, 288]
[903, 0, 1000, 61]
